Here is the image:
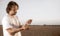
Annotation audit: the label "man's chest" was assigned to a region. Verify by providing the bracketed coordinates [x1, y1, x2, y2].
[8, 16, 20, 28]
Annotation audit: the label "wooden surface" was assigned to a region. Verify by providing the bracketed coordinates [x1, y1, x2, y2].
[0, 25, 60, 36]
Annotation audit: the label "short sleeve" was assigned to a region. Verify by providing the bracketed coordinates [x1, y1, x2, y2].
[2, 16, 12, 30]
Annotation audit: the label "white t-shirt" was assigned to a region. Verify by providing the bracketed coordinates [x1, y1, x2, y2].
[2, 15, 21, 36]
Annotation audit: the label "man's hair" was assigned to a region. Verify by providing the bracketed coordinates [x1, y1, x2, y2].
[6, 1, 19, 14]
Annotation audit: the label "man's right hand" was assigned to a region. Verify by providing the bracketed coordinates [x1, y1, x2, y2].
[19, 26, 26, 31]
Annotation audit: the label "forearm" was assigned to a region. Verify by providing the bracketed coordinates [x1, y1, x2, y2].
[13, 28, 24, 33]
[7, 28, 23, 35]
[12, 28, 20, 33]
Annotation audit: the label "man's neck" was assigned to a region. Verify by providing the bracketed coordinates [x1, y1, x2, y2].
[8, 14, 15, 18]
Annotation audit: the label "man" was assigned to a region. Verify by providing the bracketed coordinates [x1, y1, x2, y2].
[2, 1, 32, 36]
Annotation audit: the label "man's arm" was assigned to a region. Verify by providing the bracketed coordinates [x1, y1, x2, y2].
[6, 19, 32, 35]
[6, 27, 25, 35]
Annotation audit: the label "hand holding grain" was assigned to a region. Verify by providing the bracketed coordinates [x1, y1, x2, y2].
[24, 19, 32, 30]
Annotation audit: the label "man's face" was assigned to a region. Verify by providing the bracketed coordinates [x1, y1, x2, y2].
[9, 5, 18, 15]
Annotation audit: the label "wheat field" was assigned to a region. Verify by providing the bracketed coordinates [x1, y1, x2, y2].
[0, 25, 60, 36]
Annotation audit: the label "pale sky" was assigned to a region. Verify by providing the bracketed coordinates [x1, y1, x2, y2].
[0, 0, 60, 25]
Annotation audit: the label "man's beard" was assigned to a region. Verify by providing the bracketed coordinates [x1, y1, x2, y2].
[12, 12, 17, 15]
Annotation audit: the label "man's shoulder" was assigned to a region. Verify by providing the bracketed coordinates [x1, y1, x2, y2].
[2, 15, 9, 21]
[2, 15, 9, 25]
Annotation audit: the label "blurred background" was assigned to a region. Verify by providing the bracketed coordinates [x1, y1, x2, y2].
[0, 0, 60, 25]
[0, 0, 60, 36]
